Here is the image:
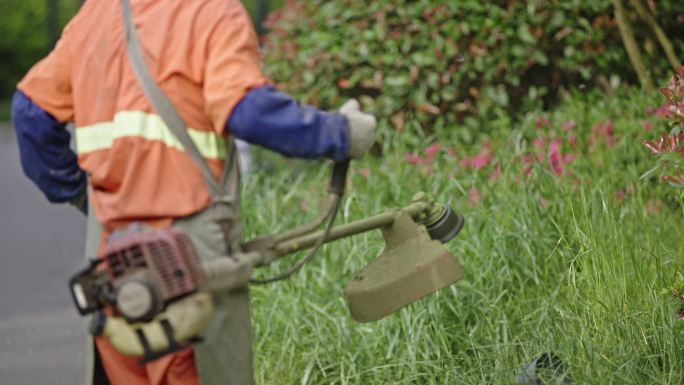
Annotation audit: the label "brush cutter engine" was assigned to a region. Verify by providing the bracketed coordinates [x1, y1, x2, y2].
[70, 224, 206, 323]
[69, 223, 258, 363]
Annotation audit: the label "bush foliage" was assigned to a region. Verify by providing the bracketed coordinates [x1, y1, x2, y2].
[262, 0, 684, 144]
[0, 0, 80, 102]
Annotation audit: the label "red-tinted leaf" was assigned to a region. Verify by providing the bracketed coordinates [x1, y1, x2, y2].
[643, 140, 661, 156]
[661, 174, 684, 188]
[337, 78, 350, 89]
[416, 103, 441, 115]
[643, 131, 684, 156]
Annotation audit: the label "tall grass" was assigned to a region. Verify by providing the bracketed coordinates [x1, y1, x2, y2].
[241, 88, 683, 384]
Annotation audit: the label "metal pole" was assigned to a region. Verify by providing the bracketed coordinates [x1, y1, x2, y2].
[274, 202, 431, 256]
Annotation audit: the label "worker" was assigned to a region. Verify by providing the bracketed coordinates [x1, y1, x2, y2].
[11, 1, 376, 385]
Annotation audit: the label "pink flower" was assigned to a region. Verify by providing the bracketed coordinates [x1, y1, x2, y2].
[471, 154, 491, 169]
[535, 116, 550, 129]
[548, 139, 563, 176]
[567, 135, 577, 148]
[562, 120, 577, 130]
[460, 158, 470, 168]
[642, 120, 653, 132]
[470, 144, 492, 169]
[593, 120, 617, 147]
[533, 137, 545, 149]
[425, 143, 441, 159]
[405, 153, 423, 165]
[615, 190, 625, 203]
[468, 188, 480, 206]
[562, 154, 574, 164]
[359, 168, 370, 179]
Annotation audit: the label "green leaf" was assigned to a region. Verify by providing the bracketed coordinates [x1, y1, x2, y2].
[517, 23, 536, 44]
[660, 152, 684, 164]
[531, 50, 549, 66]
[640, 164, 662, 180]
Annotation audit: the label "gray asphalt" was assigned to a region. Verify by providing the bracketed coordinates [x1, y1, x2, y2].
[0, 124, 87, 384]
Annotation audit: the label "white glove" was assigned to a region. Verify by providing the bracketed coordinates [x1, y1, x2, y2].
[339, 99, 376, 159]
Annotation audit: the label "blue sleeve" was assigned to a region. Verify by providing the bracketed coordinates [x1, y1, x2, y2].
[227, 86, 349, 161]
[11, 90, 87, 205]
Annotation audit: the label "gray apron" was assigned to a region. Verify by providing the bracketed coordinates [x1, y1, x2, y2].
[82, 1, 254, 383]
[83, 140, 252, 385]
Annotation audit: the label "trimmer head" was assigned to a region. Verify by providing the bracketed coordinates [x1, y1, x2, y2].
[343, 210, 464, 322]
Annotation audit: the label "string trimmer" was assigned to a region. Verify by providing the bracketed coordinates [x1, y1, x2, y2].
[68, 160, 465, 362]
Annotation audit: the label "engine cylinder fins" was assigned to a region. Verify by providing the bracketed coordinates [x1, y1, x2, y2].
[426, 205, 464, 244]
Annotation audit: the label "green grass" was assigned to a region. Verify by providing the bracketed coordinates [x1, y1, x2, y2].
[241, 88, 684, 384]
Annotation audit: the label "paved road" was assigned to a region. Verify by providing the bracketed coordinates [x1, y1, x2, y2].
[0, 124, 87, 384]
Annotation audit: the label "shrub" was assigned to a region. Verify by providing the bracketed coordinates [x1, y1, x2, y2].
[0, 0, 80, 102]
[642, 67, 684, 187]
[262, 0, 684, 146]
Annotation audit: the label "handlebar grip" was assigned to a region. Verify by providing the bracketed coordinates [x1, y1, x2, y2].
[328, 159, 351, 195]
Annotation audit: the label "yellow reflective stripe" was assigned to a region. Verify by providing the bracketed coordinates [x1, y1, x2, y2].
[75, 111, 226, 159]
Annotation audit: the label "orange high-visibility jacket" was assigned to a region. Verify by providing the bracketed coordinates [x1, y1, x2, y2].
[18, 0, 268, 231]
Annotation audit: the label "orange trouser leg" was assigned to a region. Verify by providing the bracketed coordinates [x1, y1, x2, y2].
[95, 336, 200, 385]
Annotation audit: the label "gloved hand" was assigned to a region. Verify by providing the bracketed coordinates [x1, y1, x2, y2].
[339, 99, 376, 159]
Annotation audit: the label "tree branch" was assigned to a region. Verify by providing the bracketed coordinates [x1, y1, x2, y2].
[628, 0, 682, 71]
[613, 0, 654, 91]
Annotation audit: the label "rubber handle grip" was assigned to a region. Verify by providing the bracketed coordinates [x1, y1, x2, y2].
[328, 159, 351, 195]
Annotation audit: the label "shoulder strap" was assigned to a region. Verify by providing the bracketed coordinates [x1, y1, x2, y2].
[119, 0, 225, 198]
